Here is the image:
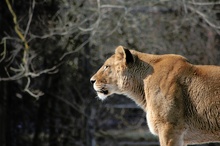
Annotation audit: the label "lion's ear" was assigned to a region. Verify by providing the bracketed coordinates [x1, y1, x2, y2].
[115, 46, 134, 64]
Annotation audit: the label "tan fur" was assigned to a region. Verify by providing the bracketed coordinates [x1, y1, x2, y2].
[90, 46, 220, 146]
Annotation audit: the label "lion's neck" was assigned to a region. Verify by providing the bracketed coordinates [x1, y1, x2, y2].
[123, 51, 159, 110]
[125, 83, 146, 110]
[124, 59, 153, 110]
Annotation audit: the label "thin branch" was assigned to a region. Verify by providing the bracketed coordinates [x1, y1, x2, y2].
[5, 0, 29, 52]
[1, 36, 23, 43]
[0, 61, 59, 99]
[24, 0, 35, 38]
[78, 0, 101, 32]
[187, 5, 220, 34]
[0, 39, 7, 63]
[26, 65, 59, 78]
[100, 4, 127, 10]
[0, 66, 25, 81]
[182, 0, 188, 14]
[28, 29, 78, 41]
[49, 93, 88, 117]
[105, 7, 128, 36]
[24, 77, 44, 99]
[59, 38, 90, 60]
[188, 1, 220, 6]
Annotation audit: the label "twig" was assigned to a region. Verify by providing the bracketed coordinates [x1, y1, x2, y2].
[188, 1, 220, 6]
[100, 4, 127, 10]
[0, 39, 7, 63]
[24, 77, 44, 99]
[5, 0, 30, 62]
[187, 5, 220, 34]
[24, 0, 35, 38]
[28, 29, 78, 41]
[78, 0, 101, 32]
[50, 93, 88, 117]
[26, 66, 59, 78]
[59, 38, 90, 60]
[182, 0, 188, 14]
[0, 67, 25, 81]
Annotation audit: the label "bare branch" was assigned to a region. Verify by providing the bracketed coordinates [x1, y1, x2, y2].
[0, 66, 25, 81]
[187, 5, 220, 34]
[24, 0, 35, 38]
[28, 29, 78, 41]
[100, 4, 127, 10]
[78, 0, 101, 32]
[60, 38, 90, 60]
[188, 1, 220, 6]
[26, 65, 59, 78]
[51, 93, 88, 117]
[24, 77, 44, 99]
[0, 39, 7, 63]
[5, 0, 29, 53]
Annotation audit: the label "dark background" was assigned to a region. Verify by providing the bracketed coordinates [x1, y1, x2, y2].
[0, 0, 220, 146]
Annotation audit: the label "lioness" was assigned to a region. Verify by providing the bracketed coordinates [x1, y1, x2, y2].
[90, 46, 220, 146]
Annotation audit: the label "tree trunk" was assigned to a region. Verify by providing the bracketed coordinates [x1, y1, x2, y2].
[0, 82, 6, 146]
[32, 96, 48, 146]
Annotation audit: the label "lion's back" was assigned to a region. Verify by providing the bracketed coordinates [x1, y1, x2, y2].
[182, 65, 220, 133]
[145, 55, 220, 138]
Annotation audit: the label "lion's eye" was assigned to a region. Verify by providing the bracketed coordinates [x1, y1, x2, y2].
[103, 65, 110, 71]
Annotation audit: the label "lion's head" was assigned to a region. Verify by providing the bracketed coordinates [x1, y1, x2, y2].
[90, 46, 148, 101]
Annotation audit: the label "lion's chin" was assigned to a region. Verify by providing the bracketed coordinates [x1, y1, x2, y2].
[97, 92, 108, 100]
[94, 88, 110, 100]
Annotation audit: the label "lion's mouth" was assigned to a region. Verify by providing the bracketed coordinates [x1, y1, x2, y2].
[97, 89, 109, 95]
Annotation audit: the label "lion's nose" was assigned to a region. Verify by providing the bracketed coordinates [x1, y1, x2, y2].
[90, 79, 96, 84]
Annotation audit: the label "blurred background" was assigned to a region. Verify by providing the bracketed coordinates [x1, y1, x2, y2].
[0, 0, 220, 146]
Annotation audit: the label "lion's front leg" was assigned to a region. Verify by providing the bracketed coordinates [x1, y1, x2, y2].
[158, 123, 185, 146]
